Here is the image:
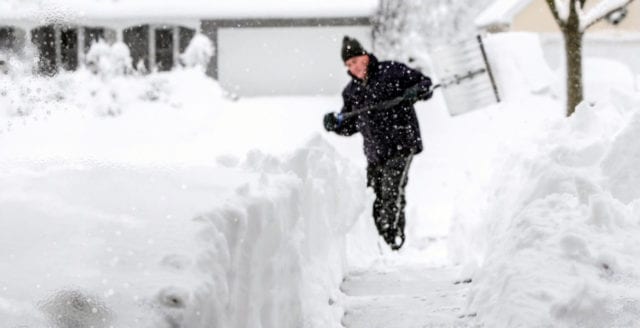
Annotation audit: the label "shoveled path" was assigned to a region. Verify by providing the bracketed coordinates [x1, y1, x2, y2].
[340, 261, 477, 328]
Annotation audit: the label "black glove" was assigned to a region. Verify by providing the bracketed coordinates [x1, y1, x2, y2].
[403, 85, 432, 102]
[323, 112, 341, 131]
[419, 87, 433, 100]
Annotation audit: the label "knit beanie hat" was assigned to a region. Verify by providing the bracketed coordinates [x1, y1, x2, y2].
[341, 36, 367, 62]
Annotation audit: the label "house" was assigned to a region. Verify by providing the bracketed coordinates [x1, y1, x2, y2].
[474, 0, 640, 73]
[475, 0, 639, 33]
[0, 0, 377, 96]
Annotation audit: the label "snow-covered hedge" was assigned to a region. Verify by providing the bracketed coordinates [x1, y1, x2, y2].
[86, 41, 133, 76]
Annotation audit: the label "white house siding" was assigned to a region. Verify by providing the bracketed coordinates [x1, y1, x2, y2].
[217, 25, 372, 96]
[540, 33, 640, 74]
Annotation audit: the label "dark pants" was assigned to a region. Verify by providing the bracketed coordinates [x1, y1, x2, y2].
[367, 153, 414, 247]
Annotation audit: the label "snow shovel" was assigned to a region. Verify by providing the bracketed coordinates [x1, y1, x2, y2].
[338, 84, 441, 121]
[338, 67, 485, 121]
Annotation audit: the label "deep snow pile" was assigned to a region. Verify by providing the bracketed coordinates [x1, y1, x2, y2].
[0, 65, 379, 327]
[0, 141, 371, 327]
[444, 31, 640, 326]
[192, 137, 372, 327]
[456, 89, 640, 325]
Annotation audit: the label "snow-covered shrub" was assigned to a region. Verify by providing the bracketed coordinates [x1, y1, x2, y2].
[0, 52, 39, 117]
[180, 34, 214, 71]
[86, 41, 132, 76]
[0, 63, 224, 121]
[5, 55, 31, 77]
[83, 41, 135, 116]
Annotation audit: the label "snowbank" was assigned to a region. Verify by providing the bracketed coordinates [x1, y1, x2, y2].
[0, 67, 376, 326]
[447, 31, 640, 326]
[0, 137, 370, 327]
[457, 90, 640, 326]
[190, 137, 369, 327]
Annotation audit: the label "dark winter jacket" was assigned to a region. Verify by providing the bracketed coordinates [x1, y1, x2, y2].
[334, 54, 431, 166]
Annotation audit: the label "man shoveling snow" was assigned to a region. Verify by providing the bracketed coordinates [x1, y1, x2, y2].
[323, 36, 433, 251]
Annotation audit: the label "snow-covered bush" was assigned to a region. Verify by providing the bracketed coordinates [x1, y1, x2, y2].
[0, 50, 40, 117]
[180, 34, 214, 71]
[83, 41, 130, 116]
[0, 66, 224, 119]
[85, 41, 132, 76]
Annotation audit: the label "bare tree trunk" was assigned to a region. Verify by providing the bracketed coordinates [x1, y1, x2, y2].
[545, 0, 635, 116]
[563, 5, 584, 117]
[563, 29, 583, 117]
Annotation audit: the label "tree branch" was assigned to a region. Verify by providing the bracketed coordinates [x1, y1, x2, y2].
[581, 0, 636, 31]
[545, 0, 568, 29]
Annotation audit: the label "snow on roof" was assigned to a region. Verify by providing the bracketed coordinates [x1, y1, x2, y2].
[474, 0, 533, 28]
[0, 0, 378, 29]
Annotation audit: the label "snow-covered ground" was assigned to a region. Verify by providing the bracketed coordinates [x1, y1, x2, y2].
[1, 31, 640, 327]
[0, 66, 379, 327]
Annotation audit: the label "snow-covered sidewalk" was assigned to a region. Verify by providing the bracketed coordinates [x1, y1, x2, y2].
[340, 242, 475, 328]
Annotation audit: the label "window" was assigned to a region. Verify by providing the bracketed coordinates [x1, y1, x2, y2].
[179, 27, 195, 53]
[0, 27, 16, 52]
[123, 25, 196, 73]
[84, 27, 105, 52]
[31, 25, 56, 75]
[155, 27, 173, 71]
[124, 25, 150, 71]
[60, 27, 78, 71]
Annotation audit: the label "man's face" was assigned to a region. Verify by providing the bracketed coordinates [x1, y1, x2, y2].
[345, 54, 369, 80]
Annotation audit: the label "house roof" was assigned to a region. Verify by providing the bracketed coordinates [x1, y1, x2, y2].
[0, 0, 378, 29]
[474, 0, 533, 28]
